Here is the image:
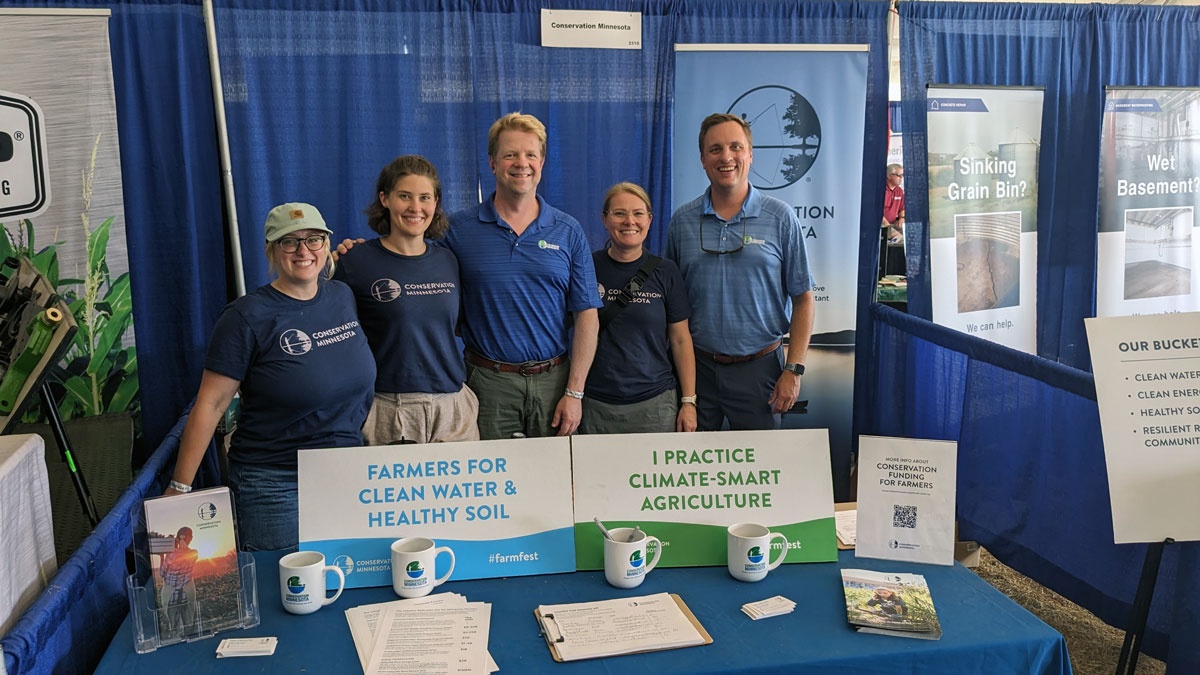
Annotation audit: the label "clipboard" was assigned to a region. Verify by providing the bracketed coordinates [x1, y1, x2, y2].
[534, 593, 713, 662]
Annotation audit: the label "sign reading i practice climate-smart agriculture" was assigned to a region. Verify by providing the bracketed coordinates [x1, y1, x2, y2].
[572, 429, 837, 569]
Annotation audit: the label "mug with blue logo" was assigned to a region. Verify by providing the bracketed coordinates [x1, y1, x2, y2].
[391, 537, 455, 598]
[603, 527, 662, 589]
[727, 523, 788, 582]
[279, 550, 346, 615]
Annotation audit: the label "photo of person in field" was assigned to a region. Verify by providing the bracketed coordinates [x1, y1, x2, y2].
[147, 490, 242, 640]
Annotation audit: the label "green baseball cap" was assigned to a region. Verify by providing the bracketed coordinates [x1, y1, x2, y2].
[264, 202, 333, 242]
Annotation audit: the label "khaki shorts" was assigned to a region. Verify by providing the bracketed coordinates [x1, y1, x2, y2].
[362, 384, 480, 445]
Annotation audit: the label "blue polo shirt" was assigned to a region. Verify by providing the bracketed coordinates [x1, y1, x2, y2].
[442, 192, 602, 363]
[665, 185, 813, 355]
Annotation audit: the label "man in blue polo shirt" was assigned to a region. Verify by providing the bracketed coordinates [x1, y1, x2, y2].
[443, 112, 602, 439]
[666, 112, 816, 431]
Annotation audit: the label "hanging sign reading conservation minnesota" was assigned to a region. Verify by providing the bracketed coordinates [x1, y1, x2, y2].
[298, 438, 576, 588]
[572, 430, 837, 569]
[926, 86, 1043, 353]
[1096, 88, 1200, 317]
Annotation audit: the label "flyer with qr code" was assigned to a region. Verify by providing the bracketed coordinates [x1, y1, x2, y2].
[855, 436, 957, 565]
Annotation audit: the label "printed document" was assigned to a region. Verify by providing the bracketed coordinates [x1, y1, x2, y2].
[364, 603, 491, 675]
[536, 592, 705, 661]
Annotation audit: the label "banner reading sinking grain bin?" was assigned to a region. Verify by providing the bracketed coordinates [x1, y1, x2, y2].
[926, 86, 1043, 354]
[1097, 88, 1200, 318]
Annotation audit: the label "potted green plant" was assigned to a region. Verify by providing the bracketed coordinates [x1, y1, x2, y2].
[0, 147, 139, 425]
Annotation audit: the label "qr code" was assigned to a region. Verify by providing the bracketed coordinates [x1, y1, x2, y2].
[893, 504, 918, 529]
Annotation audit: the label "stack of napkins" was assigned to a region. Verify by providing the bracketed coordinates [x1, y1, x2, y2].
[741, 596, 796, 620]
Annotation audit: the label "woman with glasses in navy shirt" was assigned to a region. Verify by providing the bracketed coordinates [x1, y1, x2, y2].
[164, 203, 375, 551]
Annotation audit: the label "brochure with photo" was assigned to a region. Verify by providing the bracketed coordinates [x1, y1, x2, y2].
[143, 487, 243, 640]
[840, 568, 942, 640]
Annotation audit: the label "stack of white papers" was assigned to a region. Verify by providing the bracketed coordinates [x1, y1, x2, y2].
[741, 596, 796, 620]
[835, 509, 857, 546]
[215, 636, 278, 657]
[345, 594, 497, 674]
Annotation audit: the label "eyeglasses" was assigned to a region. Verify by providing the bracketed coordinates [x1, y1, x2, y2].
[276, 234, 328, 253]
[700, 220, 747, 255]
[605, 209, 651, 220]
[891, 173, 904, 178]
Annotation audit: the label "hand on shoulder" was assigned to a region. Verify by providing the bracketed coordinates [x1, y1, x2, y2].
[333, 237, 366, 260]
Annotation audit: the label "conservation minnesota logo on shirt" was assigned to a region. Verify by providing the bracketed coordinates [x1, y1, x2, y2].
[278, 321, 361, 354]
[371, 278, 455, 301]
[537, 239, 561, 251]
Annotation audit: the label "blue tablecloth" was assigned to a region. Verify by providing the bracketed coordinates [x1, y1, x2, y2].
[96, 550, 1070, 674]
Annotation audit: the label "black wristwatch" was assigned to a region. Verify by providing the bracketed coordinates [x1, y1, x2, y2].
[783, 363, 805, 375]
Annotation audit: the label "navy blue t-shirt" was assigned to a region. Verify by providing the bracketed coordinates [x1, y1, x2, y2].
[585, 251, 690, 404]
[205, 280, 376, 467]
[334, 239, 465, 393]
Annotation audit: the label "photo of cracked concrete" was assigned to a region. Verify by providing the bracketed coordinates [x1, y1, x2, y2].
[955, 211, 1021, 313]
[1122, 207, 1193, 300]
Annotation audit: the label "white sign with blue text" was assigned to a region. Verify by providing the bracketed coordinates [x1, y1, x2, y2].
[298, 437, 575, 589]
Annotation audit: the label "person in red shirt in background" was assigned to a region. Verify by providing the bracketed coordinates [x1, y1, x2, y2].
[880, 163, 905, 278]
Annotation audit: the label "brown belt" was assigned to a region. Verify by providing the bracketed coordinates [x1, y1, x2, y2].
[696, 339, 782, 365]
[466, 350, 566, 376]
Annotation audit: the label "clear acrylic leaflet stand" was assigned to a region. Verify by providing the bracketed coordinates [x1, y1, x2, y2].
[126, 497, 260, 653]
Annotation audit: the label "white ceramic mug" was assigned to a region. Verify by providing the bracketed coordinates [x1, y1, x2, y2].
[391, 537, 455, 598]
[279, 550, 345, 615]
[727, 522, 788, 582]
[603, 527, 662, 589]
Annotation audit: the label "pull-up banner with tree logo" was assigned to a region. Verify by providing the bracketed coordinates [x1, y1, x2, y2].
[672, 45, 867, 501]
[926, 85, 1043, 354]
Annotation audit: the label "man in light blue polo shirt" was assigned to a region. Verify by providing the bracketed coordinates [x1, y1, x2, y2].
[444, 112, 602, 439]
[666, 112, 816, 431]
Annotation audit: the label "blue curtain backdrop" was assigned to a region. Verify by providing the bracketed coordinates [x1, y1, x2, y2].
[869, 304, 1200, 671]
[893, 3, 1200, 670]
[1, 1, 1200, 674]
[898, 1, 1100, 369]
[0, 0, 228, 466]
[214, 1, 889, 505]
[213, 0, 890, 299]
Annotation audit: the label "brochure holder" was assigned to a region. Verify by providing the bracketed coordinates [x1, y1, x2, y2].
[126, 499, 260, 653]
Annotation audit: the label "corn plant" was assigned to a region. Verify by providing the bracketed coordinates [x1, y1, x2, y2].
[0, 132, 139, 422]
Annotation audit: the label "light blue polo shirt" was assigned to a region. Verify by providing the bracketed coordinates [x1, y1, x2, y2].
[665, 185, 813, 355]
[442, 192, 601, 363]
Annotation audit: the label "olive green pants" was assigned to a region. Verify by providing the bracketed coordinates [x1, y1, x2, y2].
[466, 359, 570, 439]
